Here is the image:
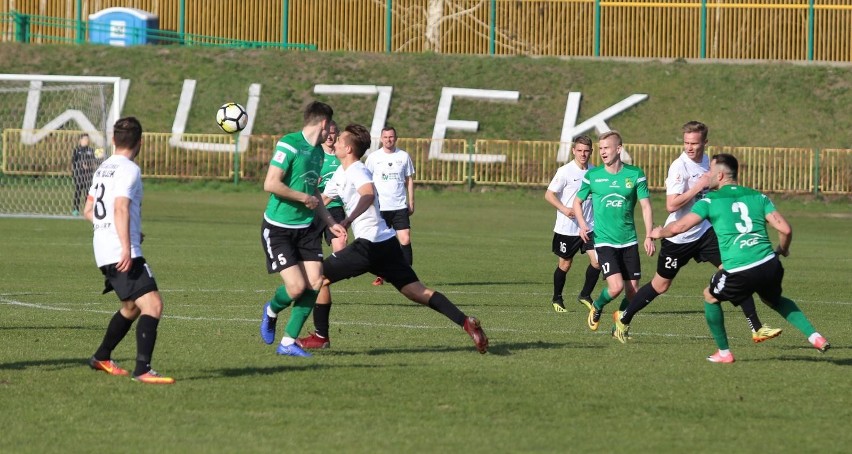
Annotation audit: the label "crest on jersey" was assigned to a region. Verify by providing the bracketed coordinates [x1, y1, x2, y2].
[625, 178, 633, 188]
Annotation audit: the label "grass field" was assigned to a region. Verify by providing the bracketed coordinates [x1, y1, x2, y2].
[0, 186, 850, 453]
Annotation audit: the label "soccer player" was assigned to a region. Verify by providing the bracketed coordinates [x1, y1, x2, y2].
[305, 120, 347, 346]
[364, 126, 415, 286]
[71, 133, 97, 216]
[650, 153, 830, 363]
[544, 135, 601, 312]
[297, 123, 488, 354]
[258, 101, 346, 357]
[316, 120, 347, 252]
[84, 117, 174, 384]
[612, 122, 780, 344]
[572, 131, 655, 332]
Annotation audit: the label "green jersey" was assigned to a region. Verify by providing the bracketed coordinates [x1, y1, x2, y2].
[576, 164, 650, 247]
[264, 132, 324, 227]
[691, 185, 777, 273]
[319, 150, 343, 209]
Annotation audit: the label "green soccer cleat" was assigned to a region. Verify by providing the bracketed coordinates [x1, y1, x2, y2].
[752, 325, 782, 343]
[611, 311, 630, 344]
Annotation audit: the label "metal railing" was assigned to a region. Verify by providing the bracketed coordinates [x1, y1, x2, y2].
[3, 130, 849, 194]
[0, 10, 316, 50]
[2, 1, 851, 61]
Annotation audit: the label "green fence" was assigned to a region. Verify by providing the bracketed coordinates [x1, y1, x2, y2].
[0, 10, 315, 50]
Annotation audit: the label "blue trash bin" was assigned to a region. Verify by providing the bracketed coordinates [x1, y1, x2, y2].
[88, 7, 159, 47]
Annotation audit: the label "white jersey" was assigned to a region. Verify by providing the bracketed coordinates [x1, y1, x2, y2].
[547, 160, 595, 236]
[364, 147, 414, 211]
[324, 161, 396, 243]
[664, 152, 712, 244]
[88, 154, 144, 267]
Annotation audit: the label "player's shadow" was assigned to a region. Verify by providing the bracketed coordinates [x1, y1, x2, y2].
[0, 357, 89, 371]
[184, 362, 380, 381]
[0, 325, 102, 331]
[364, 340, 597, 357]
[754, 349, 851, 366]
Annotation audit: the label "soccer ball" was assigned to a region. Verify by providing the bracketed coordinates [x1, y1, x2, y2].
[216, 102, 248, 133]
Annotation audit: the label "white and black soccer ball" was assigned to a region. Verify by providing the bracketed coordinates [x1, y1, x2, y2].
[216, 102, 248, 134]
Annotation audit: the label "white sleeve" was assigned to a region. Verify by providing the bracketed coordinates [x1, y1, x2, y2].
[323, 168, 343, 199]
[351, 165, 374, 190]
[114, 165, 139, 199]
[665, 161, 687, 195]
[547, 168, 566, 193]
[404, 153, 415, 177]
[364, 153, 375, 173]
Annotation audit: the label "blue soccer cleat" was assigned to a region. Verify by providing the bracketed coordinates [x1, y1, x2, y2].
[276, 343, 312, 357]
[260, 302, 277, 345]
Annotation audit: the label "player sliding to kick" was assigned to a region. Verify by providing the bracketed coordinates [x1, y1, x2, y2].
[297, 123, 488, 353]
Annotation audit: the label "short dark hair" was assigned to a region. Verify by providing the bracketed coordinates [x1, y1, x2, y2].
[683, 121, 709, 141]
[712, 153, 738, 180]
[344, 123, 372, 159]
[573, 135, 592, 148]
[381, 126, 397, 136]
[304, 101, 334, 125]
[113, 117, 142, 151]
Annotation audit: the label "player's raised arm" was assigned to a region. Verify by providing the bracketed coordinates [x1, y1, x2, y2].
[651, 212, 704, 239]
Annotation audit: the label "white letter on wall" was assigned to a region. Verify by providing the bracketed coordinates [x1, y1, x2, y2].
[170, 79, 260, 152]
[21, 79, 130, 148]
[430, 87, 519, 163]
[557, 92, 648, 162]
[314, 84, 393, 150]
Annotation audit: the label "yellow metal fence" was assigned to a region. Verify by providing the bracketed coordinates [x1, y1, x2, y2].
[2, 1, 852, 61]
[3, 130, 850, 194]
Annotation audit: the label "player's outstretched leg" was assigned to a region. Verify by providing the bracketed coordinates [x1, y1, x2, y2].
[768, 296, 830, 352]
[463, 316, 489, 354]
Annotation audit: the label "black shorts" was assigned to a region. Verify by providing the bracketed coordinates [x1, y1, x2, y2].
[656, 228, 721, 279]
[99, 257, 158, 301]
[552, 232, 595, 260]
[595, 245, 641, 280]
[312, 206, 346, 246]
[323, 237, 419, 291]
[381, 208, 411, 231]
[708, 256, 784, 306]
[261, 219, 324, 273]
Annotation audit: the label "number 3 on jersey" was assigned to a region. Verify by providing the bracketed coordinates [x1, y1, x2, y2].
[732, 202, 753, 233]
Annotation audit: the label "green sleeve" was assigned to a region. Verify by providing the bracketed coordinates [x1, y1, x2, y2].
[636, 169, 650, 200]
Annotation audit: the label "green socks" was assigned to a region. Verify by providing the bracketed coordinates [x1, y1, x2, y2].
[270, 285, 294, 313]
[704, 301, 729, 350]
[771, 296, 817, 337]
[593, 288, 615, 311]
[284, 289, 318, 339]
